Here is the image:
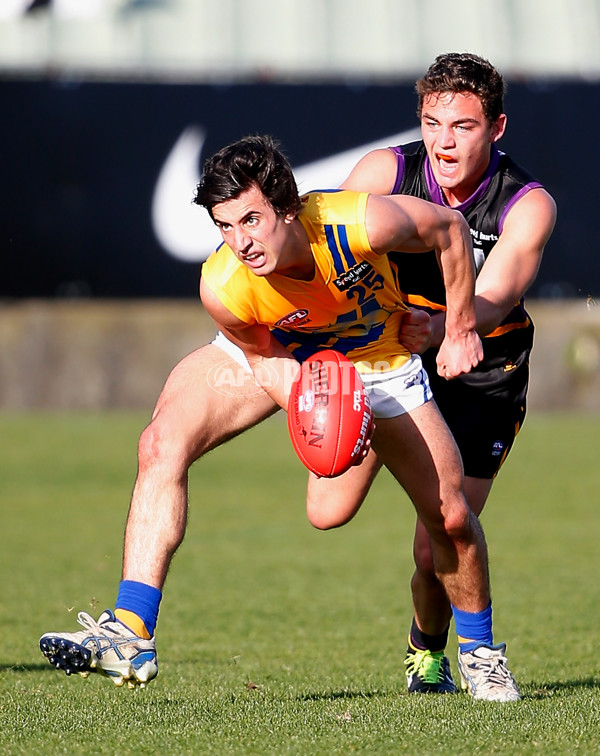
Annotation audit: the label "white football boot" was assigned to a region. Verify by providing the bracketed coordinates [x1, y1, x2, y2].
[457, 642, 521, 702]
[40, 609, 157, 689]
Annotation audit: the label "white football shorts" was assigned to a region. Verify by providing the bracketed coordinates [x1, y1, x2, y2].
[211, 330, 252, 370]
[211, 331, 432, 419]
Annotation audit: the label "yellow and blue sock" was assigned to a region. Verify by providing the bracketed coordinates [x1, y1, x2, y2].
[114, 579, 162, 640]
[451, 602, 493, 653]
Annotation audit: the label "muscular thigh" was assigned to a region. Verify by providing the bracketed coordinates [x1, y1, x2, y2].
[371, 400, 464, 520]
[152, 343, 279, 459]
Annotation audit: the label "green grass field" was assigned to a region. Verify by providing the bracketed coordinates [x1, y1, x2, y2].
[0, 411, 599, 755]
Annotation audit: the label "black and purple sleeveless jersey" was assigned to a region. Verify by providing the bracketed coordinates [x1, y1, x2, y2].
[388, 141, 545, 476]
[389, 140, 543, 393]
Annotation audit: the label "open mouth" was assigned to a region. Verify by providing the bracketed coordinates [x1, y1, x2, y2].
[241, 250, 266, 268]
[435, 153, 459, 177]
[437, 153, 457, 165]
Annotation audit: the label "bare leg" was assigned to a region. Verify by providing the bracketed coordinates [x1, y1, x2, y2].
[410, 476, 494, 635]
[372, 402, 490, 613]
[122, 344, 278, 589]
[305, 449, 383, 530]
[38, 343, 278, 683]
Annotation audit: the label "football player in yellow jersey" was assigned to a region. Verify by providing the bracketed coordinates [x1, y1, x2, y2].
[195, 135, 518, 702]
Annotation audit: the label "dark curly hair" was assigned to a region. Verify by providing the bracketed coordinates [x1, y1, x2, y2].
[416, 52, 506, 124]
[194, 134, 302, 220]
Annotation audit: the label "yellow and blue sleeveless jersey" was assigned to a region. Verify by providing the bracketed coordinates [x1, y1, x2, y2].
[201, 190, 410, 374]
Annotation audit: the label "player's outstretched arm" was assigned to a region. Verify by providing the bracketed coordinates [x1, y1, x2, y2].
[365, 194, 482, 378]
[200, 277, 299, 408]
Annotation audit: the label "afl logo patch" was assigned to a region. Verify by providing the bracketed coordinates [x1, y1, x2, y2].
[491, 440, 505, 457]
[275, 309, 310, 327]
[299, 389, 315, 413]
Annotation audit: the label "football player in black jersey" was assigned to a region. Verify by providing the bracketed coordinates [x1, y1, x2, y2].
[334, 52, 556, 698]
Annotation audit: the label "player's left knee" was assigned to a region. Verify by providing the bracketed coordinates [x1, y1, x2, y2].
[306, 501, 353, 530]
[440, 502, 474, 543]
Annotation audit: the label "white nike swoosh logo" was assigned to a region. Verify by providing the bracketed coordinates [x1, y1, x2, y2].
[151, 125, 421, 263]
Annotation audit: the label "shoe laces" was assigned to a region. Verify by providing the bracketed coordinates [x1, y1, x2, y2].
[77, 612, 104, 633]
[405, 649, 445, 683]
[468, 649, 514, 688]
[76, 611, 121, 637]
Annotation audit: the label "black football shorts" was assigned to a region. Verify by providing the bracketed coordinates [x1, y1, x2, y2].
[423, 350, 529, 480]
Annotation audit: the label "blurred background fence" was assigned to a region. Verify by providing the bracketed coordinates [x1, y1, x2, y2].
[2, 0, 600, 79]
[2, 0, 599, 409]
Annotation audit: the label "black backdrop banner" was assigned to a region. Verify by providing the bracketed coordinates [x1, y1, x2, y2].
[1, 78, 595, 299]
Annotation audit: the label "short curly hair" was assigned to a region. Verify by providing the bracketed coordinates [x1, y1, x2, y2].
[416, 52, 506, 124]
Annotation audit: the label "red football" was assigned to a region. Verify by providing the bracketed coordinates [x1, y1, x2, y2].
[287, 350, 374, 478]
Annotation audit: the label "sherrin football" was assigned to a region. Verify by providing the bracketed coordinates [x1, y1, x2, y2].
[287, 349, 374, 478]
